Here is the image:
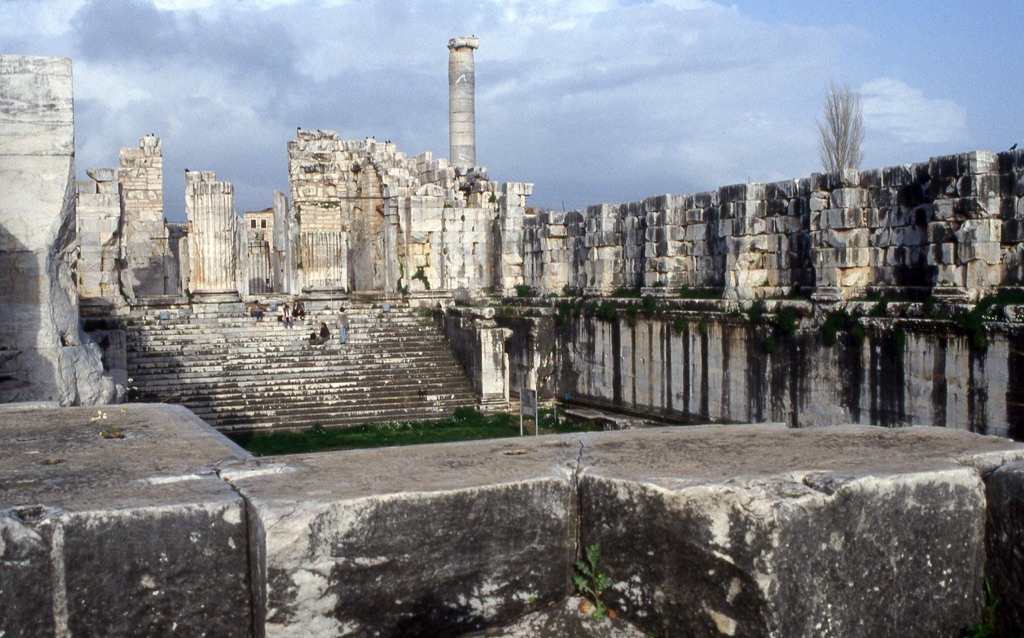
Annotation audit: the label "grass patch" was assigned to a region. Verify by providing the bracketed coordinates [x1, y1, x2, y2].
[678, 285, 721, 299]
[229, 407, 600, 456]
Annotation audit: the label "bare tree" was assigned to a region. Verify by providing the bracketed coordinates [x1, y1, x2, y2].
[817, 82, 864, 173]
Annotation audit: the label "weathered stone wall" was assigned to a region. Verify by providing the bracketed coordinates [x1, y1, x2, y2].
[76, 168, 125, 308]
[0, 55, 115, 405]
[513, 306, 1023, 438]
[119, 135, 171, 296]
[286, 130, 531, 296]
[5, 404, 1024, 637]
[435, 306, 512, 410]
[522, 150, 1024, 302]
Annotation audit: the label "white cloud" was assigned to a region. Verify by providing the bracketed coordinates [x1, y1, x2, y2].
[75, 61, 152, 110]
[861, 77, 968, 145]
[15, 0, 998, 217]
[0, 0, 87, 38]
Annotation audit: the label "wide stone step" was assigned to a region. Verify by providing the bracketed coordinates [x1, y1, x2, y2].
[122, 304, 477, 431]
[133, 378, 474, 399]
[127, 351, 460, 370]
[127, 359, 467, 382]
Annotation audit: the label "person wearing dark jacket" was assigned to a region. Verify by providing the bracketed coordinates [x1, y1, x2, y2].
[309, 322, 330, 346]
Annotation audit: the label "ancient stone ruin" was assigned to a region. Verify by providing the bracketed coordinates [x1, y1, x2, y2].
[0, 56, 115, 405]
[2, 39, 1024, 637]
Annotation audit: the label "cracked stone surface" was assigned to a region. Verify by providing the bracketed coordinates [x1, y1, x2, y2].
[0, 55, 116, 405]
[0, 403, 252, 638]
[575, 425, 1024, 638]
[3, 404, 1024, 637]
[222, 436, 580, 637]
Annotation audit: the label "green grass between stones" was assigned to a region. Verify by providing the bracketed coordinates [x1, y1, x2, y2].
[228, 406, 601, 456]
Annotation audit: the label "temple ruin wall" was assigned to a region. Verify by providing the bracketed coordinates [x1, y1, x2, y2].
[521, 151, 1024, 302]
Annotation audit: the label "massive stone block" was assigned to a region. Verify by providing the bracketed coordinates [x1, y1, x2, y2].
[2, 403, 1024, 636]
[577, 426, 1024, 638]
[0, 403, 253, 637]
[0, 55, 114, 405]
[985, 458, 1024, 635]
[223, 438, 578, 637]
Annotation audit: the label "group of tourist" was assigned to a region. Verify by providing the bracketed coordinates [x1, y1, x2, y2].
[249, 300, 349, 347]
[308, 310, 349, 346]
[277, 301, 305, 329]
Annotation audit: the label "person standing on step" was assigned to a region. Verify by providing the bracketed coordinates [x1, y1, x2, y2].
[337, 308, 349, 344]
[282, 303, 293, 329]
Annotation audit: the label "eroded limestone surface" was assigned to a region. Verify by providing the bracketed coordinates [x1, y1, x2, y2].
[576, 425, 1024, 637]
[0, 55, 115, 405]
[0, 403, 252, 638]
[3, 405, 1024, 637]
[222, 437, 579, 637]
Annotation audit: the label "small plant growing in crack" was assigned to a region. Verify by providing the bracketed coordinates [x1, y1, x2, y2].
[91, 407, 127, 439]
[960, 576, 998, 637]
[574, 543, 613, 622]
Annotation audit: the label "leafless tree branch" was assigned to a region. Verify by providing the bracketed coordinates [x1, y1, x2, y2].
[817, 82, 865, 173]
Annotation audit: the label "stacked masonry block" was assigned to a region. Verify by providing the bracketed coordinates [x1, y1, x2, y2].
[495, 182, 532, 295]
[927, 152, 1003, 298]
[76, 168, 123, 305]
[523, 210, 571, 294]
[621, 201, 645, 290]
[811, 170, 870, 301]
[119, 135, 169, 296]
[1002, 151, 1024, 284]
[522, 149, 1024, 301]
[286, 129, 520, 295]
[582, 204, 624, 295]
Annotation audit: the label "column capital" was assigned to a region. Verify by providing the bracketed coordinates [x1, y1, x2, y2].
[448, 36, 479, 50]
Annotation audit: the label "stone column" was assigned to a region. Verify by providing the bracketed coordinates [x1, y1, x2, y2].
[0, 55, 115, 404]
[475, 317, 513, 412]
[185, 171, 243, 305]
[448, 36, 479, 170]
[272, 189, 298, 294]
[299, 230, 347, 292]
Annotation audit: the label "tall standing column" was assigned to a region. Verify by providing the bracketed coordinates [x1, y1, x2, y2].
[448, 36, 479, 170]
[185, 170, 243, 309]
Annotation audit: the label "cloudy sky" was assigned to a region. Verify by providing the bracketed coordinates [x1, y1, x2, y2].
[3, 0, 1021, 221]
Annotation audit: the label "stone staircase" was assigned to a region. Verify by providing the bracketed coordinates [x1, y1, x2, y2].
[124, 304, 477, 432]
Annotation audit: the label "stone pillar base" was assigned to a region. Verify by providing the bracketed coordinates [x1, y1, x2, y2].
[190, 290, 244, 316]
[478, 396, 510, 414]
[810, 287, 844, 304]
[641, 286, 671, 298]
[930, 286, 969, 303]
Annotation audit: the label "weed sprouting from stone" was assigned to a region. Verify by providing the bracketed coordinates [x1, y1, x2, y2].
[821, 309, 863, 347]
[574, 543, 613, 623]
[515, 283, 538, 298]
[91, 409, 125, 439]
[960, 577, 998, 637]
[672, 317, 686, 335]
[697, 319, 709, 336]
[772, 306, 799, 336]
[745, 300, 766, 325]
